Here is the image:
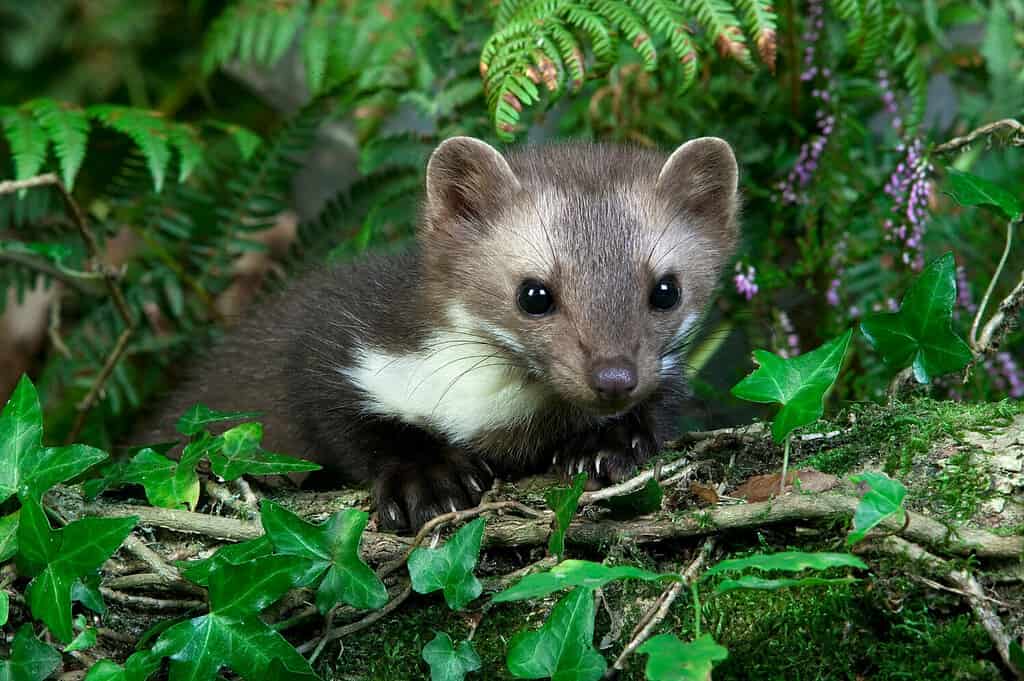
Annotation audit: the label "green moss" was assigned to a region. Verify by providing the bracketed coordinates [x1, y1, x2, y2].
[921, 449, 990, 520]
[803, 397, 1023, 476]
[325, 597, 514, 679]
[660, 581, 1000, 681]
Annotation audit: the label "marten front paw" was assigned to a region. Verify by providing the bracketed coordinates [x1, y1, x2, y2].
[374, 449, 494, 532]
[553, 416, 657, 488]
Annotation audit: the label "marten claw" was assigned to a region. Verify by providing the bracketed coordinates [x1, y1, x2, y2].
[374, 449, 494, 533]
[553, 413, 657, 486]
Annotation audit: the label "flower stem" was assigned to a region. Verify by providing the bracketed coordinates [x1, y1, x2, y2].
[971, 218, 1016, 350]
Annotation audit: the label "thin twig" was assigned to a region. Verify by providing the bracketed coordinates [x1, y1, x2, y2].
[607, 538, 716, 676]
[48, 294, 72, 359]
[870, 536, 1023, 680]
[99, 588, 204, 611]
[2, 173, 140, 443]
[0, 251, 99, 296]
[121, 533, 184, 584]
[975, 269, 1024, 356]
[579, 458, 697, 504]
[308, 603, 343, 664]
[932, 118, 1024, 154]
[377, 500, 543, 579]
[295, 585, 413, 655]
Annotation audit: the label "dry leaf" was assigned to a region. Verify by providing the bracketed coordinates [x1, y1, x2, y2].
[732, 469, 839, 502]
[689, 482, 720, 505]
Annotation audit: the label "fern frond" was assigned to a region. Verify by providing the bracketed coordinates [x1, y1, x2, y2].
[88, 106, 172, 192]
[683, 0, 752, 65]
[592, 0, 657, 68]
[735, 0, 777, 70]
[302, 1, 333, 94]
[359, 135, 434, 175]
[854, 0, 885, 72]
[563, 4, 616, 64]
[205, 120, 263, 161]
[201, 0, 308, 74]
[630, 0, 700, 88]
[1, 107, 49, 184]
[26, 99, 90, 189]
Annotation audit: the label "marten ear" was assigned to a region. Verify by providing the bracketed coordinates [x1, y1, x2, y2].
[425, 136, 521, 229]
[656, 137, 740, 249]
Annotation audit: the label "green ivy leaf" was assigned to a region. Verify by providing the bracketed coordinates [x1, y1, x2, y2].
[82, 651, 161, 681]
[599, 477, 663, 518]
[731, 330, 853, 442]
[83, 660, 128, 681]
[179, 536, 273, 587]
[637, 634, 728, 681]
[506, 587, 606, 681]
[208, 423, 320, 480]
[703, 551, 868, 578]
[72, 574, 106, 615]
[151, 555, 318, 681]
[176, 404, 261, 436]
[64, 625, 97, 653]
[122, 447, 201, 510]
[18, 499, 137, 642]
[860, 253, 973, 384]
[715, 575, 859, 593]
[494, 559, 677, 603]
[946, 168, 1022, 220]
[0, 511, 18, 562]
[0, 625, 62, 681]
[0, 592, 8, 627]
[261, 502, 387, 612]
[1010, 641, 1024, 672]
[408, 518, 485, 611]
[26, 99, 89, 190]
[846, 472, 907, 545]
[0, 375, 108, 506]
[545, 473, 586, 558]
[421, 632, 482, 681]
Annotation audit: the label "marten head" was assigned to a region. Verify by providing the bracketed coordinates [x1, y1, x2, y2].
[420, 137, 740, 417]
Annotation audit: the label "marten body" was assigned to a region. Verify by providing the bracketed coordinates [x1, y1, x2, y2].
[134, 137, 741, 531]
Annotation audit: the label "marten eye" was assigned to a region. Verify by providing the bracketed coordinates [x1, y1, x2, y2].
[517, 279, 554, 316]
[650, 275, 681, 310]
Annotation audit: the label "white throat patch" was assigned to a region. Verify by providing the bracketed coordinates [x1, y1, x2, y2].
[339, 304, 547, 443]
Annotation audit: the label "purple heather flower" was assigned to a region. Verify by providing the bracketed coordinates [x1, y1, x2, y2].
[778, 2, 834, 205]
[777, 311, 801, 358]
[989, 352, 1024, 398]
[956, 265, 977, 316]
[882, 137, 933, 271]
[826, 278, 841, 306]
[734, 263, 759, 300]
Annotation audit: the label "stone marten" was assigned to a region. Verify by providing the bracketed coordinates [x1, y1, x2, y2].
[133, 136, 741, 531]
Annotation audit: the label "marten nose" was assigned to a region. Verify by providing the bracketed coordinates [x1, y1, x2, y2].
[589, 360, 638, 400]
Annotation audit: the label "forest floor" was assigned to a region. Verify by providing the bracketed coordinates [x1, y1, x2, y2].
[47, 396, 1024, 680]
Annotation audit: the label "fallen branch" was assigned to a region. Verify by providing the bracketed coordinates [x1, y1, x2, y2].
[73, 489, 1024, 563]
[932, 118, 1024, 155]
